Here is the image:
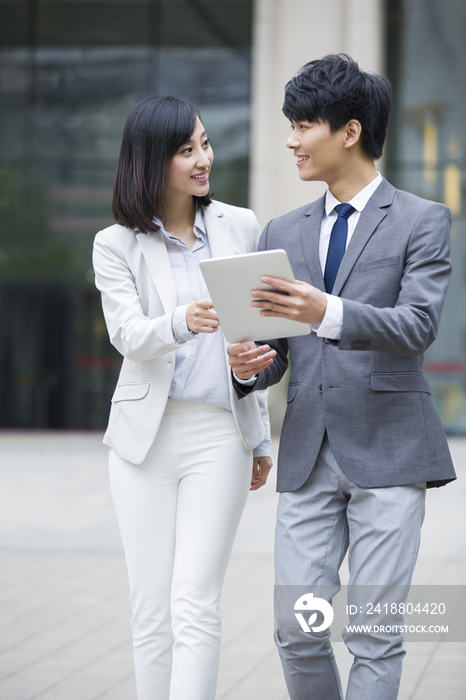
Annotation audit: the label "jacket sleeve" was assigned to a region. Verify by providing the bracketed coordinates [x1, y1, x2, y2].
[93, 229, 180, 361]
[339, 202, 452, 355]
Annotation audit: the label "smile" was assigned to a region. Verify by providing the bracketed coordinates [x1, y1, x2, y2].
[296, 156, 309, 164]
[191, 171, 209, 181]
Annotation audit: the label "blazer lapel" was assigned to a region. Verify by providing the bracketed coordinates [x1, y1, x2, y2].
[136, 202, 232, 315]
[299, 195, 326, 291]
[136, 231, 177, 313]
[332, 178, 396, 296]
[203, 202, 233, 258]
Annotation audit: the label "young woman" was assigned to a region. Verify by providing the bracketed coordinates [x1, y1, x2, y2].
[92, 94, 272, 700]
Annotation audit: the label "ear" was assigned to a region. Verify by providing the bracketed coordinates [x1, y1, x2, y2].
[343, 120, 363, 149]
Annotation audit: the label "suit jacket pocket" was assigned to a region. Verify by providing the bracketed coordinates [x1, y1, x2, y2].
[358, 255, 401, 273]
[370, 373, 431, 393]
[287, 382, 300, 403]
[111, 382, 150, 402]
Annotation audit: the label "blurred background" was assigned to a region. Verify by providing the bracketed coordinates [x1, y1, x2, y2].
[0, 0, 465, 436]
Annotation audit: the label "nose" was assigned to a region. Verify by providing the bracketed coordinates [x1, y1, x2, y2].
[286, 129, 299, 149]
[197, 148, 212, 169]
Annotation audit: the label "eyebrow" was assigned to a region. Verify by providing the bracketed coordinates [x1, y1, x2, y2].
[185, 131, 207, 144]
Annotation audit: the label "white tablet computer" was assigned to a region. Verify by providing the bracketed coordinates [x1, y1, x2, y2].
[200, 249, 311, 343]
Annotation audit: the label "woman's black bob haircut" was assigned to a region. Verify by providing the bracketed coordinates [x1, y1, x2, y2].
[283, 54, 392, 161]
[112, 94, 212, 233]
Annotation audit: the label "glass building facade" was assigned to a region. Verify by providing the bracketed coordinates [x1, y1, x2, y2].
[386, 0, 466, 434]
[1, 0, 465, 435]
[0, 0, 253, 428]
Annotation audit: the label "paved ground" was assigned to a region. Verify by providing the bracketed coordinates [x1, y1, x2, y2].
[0, 431, 465, 699]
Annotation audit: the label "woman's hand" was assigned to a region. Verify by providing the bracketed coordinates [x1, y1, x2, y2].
[250, 456, 273, 491]
[186, 299, 220, 334]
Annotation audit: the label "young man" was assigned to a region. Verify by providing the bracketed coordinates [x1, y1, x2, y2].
[228, 55, 456, 700]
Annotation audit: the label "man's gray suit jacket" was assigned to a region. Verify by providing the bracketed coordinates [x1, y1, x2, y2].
[236, 178, 456, 491]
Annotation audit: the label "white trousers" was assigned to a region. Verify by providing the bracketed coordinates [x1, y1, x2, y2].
[109, 400, 252, 700]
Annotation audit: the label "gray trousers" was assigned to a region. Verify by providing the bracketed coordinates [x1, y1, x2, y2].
[274, 436, 426, 700]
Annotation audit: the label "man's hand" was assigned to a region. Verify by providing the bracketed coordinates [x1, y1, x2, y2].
[227, 341, 276, 380]
[251, 277, 327, 325]
[250, 456, 273, 491]
[186, 299, 219, 333]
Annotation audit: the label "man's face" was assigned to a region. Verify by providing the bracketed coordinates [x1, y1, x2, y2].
[286, 119, 347, 184]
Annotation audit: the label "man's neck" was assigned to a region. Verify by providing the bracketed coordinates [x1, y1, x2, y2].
[328, 161, 378, 203]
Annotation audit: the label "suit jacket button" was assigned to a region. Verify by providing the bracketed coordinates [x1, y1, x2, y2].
[318, 384, 323, 393]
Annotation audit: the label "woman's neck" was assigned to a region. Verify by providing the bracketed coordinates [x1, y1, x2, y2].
[163, 195, 197, 246]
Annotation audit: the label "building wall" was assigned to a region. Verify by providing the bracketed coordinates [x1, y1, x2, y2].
[250, 0, 384, 227]
[249, 0, 385, 430]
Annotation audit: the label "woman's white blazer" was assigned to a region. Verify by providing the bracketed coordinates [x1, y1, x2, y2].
[92, 200, 270, 465]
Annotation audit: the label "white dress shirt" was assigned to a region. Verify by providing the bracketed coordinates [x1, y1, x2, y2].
[314, 172, 382, 338]
[159, 209, 271, 458]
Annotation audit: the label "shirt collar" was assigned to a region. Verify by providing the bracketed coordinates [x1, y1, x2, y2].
[325, 172, 383, 216]
[154, 206, 207, 240]
[193, 207, 206, 237]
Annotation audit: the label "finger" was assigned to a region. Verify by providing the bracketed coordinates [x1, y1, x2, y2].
[233, 353, 274, 379]
[198, 298, 214, 308]
[204, 309, 219, 322]
[238, 351, 275, 372]
[197, 324, 219, 333]
[250, 474, 266, 491]
[251, 294, 292, 309]
[260, 276, 296, 292]
[236, 344, 272, 360]
[229, 347, 270, 367]
[250, 464, 261, 489]
[196, 314, 219, 327]
[200, 316, 220, 328]
[259, 309, 291, 318]
[251, 465, 272, 490]
[251, 289, 291, 304]
[227, 342, 255, 357]
[252, 301, 290, 316]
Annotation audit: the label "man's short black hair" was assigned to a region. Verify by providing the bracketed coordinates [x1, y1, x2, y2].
[283, 54, 392, 160]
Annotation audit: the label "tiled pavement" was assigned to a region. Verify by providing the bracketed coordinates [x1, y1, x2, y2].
[0, 431, 465, 699]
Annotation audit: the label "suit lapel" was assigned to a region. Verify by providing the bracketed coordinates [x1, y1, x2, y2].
[203, 202, 233, 258]
[299, 195, 326, 291]
[332, 178, 396, 296]
[136, 202, 233, 314]
[202, 203, 241, 361]
[136, 231, 177, 313]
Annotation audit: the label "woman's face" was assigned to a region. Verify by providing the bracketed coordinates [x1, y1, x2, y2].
[165, 117, 214, 202]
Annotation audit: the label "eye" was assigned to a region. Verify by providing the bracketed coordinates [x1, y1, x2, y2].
[180, 146, 193, 155]
[289, 122, 308, 131]
[202, 137, 211, 148]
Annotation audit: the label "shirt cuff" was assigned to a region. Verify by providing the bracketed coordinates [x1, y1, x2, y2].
[233, 373, 257, 386]
[312, 294, 343, 340]
[253, 437, 272, 458]
[171, 305, 198, 345]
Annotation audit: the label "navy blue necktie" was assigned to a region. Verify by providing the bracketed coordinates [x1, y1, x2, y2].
[324, 203, 355, 293]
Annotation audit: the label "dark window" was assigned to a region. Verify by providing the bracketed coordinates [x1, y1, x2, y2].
[0, 0, 253, 427]
[386, 0, 466, 434]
